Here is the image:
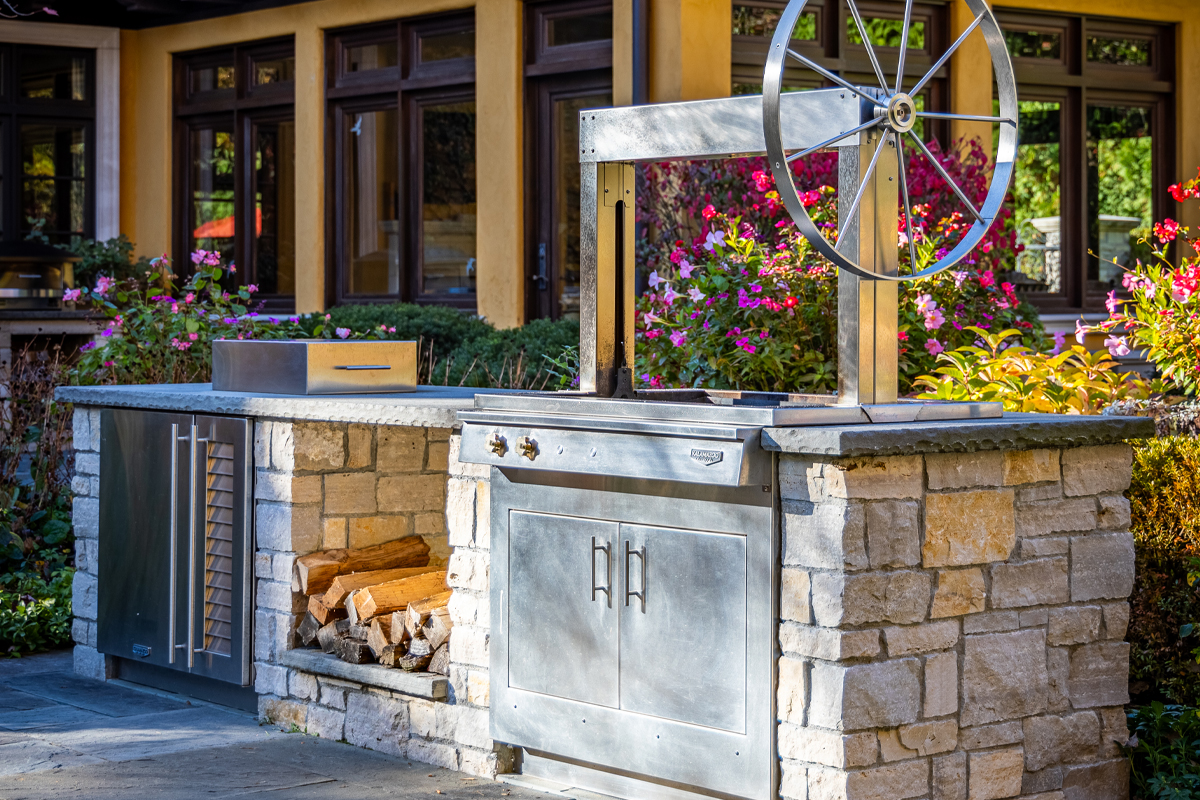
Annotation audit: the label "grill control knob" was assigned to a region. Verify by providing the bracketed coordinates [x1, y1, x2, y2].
[486, 432, 507, 456]
[516, 436, 538, 460]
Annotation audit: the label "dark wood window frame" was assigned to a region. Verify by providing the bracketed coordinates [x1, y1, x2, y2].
[174, 37, 297, 312]
[995, 8, 1175, 313]
[0, 44, 97, 245]
[326, 11, 477, 310]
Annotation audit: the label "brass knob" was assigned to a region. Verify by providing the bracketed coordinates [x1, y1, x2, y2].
[486, 432, 507, 456]
[516, 436, 538, 460]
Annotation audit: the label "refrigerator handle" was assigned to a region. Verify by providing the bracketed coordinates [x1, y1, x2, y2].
[169, 424, 180, 664]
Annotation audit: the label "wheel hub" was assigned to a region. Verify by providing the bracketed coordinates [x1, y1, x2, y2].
[885, 93, 917, 134]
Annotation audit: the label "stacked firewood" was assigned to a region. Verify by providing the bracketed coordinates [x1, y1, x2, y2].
[291, 537, 452, 674]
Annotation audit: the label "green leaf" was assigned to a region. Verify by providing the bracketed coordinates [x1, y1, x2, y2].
[185, 318, 200, 333]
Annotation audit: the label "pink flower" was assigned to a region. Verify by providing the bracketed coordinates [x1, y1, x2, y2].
[648, 271, 661, 288]
[800, 190, 821, 207]
[191, 250, 206, 265]
[924, 308, 945, 331]
[94, 276, 115, 296]
[336, 327, 351, 339]
[103, 360, 114, 367]
[978, 270, 996, 288]
[669, 330, 687, 347]
[188, 332, 198, 341]
[247, 284, 258, 293]
[952, 271, 968, 289]
[1154, 218, 1180, 243]
[63, 288, 82, 302]
[679, 261, 694, 279]
[751, 170, 772, 192]
[703, 230, 725, 251]
[661, 285, 679, 305]
[737, 289, 761, 309]
[1075, 319, 1088, 344]
[749, 284, 762, 293]
[701, 204, 717, 221]
[1051, 332, 1066, 355]
[1105, 290, 1122, 315]
[734, 336, 756, 354]
[925, 339, 944, 356]
[915, 293, 936, 314]
[171, 303, 179, 314]
[688, 287, 706, 302]
[185, 293, 195, 303]
[1105, 335, 1131, 357]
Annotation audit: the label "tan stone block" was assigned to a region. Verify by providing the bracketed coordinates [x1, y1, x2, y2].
[446, 477, 477, 548]
[1016, 498, 1097, 537]
[866, 500, 921, 568]
[810, 659, 921, 731]
[845, 759, 930, 800]
[783, 500, 867, 571]
[1061, 444, 1133, 497]
[467, 670, 490, 707]
[991, 558, 1069, 609]
[1069, 642, 1129, 708]
[924, 652, 959, 718]
[294, 423, 345, 471]
[878, 728, 919, 762]
[781, 568, 812, 624]
[378, 473, 445, 513]
[1061, 759, 1128, 800]
[1002, 449, 1060, 486]
[780, 762, 806, 800]
[1071, 533, 1135, 602]
[823, 455, 924, 500]
[932, 569, 986, 618]
[927, 451, 1004, 490]
[324, 472, 377, 515]
[814, 571, 931, 627]
[778, 656, 807, 724]
[962, 630, 1048, 727]
[475, 480, 491, 550]
[1099, 706, 1130, 758]
[1018, 483, 1062, 503]
[1021, 537, 1070, 559]
[260, 698, 307, 730]
[933, 752, 967, 800]
[1097, 495, 1131, 530]
[1021, 607, 1049, 628]
[1022, 712, 1099, 771]
[1101, 603, 1130, 640]
[322, 517, 347, 549]
[959, 721, 1023, 751]
[347, 424, 372, 469]
[447, 435, 489, 479]
[900, 720, 958, 756]
[885, 621, 959, 657]
[427, 440, 450, 471]
[968, 748, 1024, 800]
[347, 516, 412, 549]
[377, 427, 425, 472]
[780, 623, 880, 661]
[780, 724, 877, 769]
[924, 490, 1016, 567]
[1047, 646, 1070, 713]
[963, 611, 1020, 634]
[1047, 607, 1102, 646]
[414, 512, 444, 535]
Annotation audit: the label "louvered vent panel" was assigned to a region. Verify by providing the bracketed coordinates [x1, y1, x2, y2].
[203, 441, 235, 655]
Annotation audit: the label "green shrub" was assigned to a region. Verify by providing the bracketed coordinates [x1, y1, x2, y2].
[0, 568, 73, 657]
[1127, 702, 1200, 799]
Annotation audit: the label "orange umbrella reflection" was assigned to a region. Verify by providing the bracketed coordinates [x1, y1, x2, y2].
[193, 207, 263, 239]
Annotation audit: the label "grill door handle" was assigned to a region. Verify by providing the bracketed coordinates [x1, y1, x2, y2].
[187, 428, 211, 666]
[169, 424, 181, 664]
[625, 541, 646, 612]
[333, 365, 391, 370]
[590, 537, 611, 605]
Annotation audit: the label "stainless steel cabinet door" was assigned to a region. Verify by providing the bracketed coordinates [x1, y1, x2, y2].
[507, 511, 619, 708]
[618, 524, 748, 733]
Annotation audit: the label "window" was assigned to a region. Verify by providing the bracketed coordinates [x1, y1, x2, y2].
[328, 12, 476, 308]
[0, 45, 95, 244]
[525, 0, 612, 321]
[175, 39, 296, 310]
[996, 11, 1172, 312]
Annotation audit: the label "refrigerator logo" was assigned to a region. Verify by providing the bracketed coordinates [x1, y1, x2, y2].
[690, 448, 724, 466]
[132, 644, 151, 658]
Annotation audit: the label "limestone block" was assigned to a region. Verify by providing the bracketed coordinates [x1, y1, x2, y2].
[324, 472, 377, 515]
[347, 425, 373, 469]
[1070, 533, 1135, 602]
[927, 451, 1004, 490]
[1098, 707, 1130, 758]
[959, 722, 1023, 750]
[780, 762, 807, 800]
[783, 500, 867, 571]
[991, 558, 1069, 608]
[255, 471, 322, 504]
[73, 408, 92, 451]
[809, 659, 921, 730]
[1022, 767, 1063, 794]
[963, 612, 1020, 634]
[884, 621, 959, 657]
[306, 704, 346, 740]
[782, 568, 812, 624]
[962, 630, 1048, 727]
[88, 410, 102, 451]
[272, 554, 296, 584]
[780, 724, 876, 768]
[781, 623, 880, 661]
[258, 579, 304, 613]
[271, 422, 295, 472]
[377, 427, 426, 472]
[844, 759, 930, 800]
[1003, 449, 1060, 486]
[429, 427, 452, 441]
[1047, 607, 1102, 646]
[1015, 498, 1097, 538]
[76, 451, 100, 476]
[459, 747, 504, 779]
[450, 624, 489, 667]
[72, 570, 97, 620]
[415, 512, 445, 535]
[932, 569, 987, 618]
[878, 728, 918, 762]
[254, 662, 288, 696]
[73, 497, 99, 539]
[1101, 603, 1129, 640]
[70, 618, 96, 648]
[1096, 495, 1130, 531]
[448, 590, 487, 627]
[293, 423, 345, 471]
[378, 473, 445, 513]
[74, 645, 113, 680]
[933, 751, 967, 800]
[1060, 759, 1128, 800]
[778, 457, 823, 501]
[968, 748, 1024, 800]
[448, 435, 489, 479]
[924, 490, 1016, 567]
[1020, 608, 1049, 628]
[260, 697, 307, 731]
[900, 720, 958, 756]
[1061, 444, 1133, 497]
[256, 502, 320, 553]
[1047, 647, 1071, 713]
[348, 515, 412, 549]
[778, 656, 807, 723]
[475, 481, 492, 550]
[924, 652, 958, 718]
[1068, 642, 1129, 708]
[1022, 713, 1099, 772]
[1018, 483, 1063, 503]
[71, 474, 92, 498]
[427, 440, 450, 471]
[1021, 537, 1070, 559]
[824, 455, 924, 500]
[322, 517, 348, 549]
[342, 692, 408, 756]
[254, 552, 273, 580]
[288, 670, 318, 701]
[446, 478, 477, 548]
[318, 678, 348, 710]
[813, 571, 931, 627]
[448, 549, 489, 593]
[865, 500, 921, 568]
[76, 539, 97, 575]
[467, 670, 490, 707]
[407, 739, 459, 770]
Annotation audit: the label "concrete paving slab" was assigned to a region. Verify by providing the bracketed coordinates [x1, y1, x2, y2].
[0, 739, 105, 778]
[0, 705, 108, 733]
[37, 706, 271, 761]
[6, 672, 187, 718]
[0, 650, 72, 679]
[0, 686, 58, 713]
[0, 730, 33, 745]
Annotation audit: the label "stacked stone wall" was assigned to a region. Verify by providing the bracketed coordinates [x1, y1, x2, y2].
[70, 407, 109, 680]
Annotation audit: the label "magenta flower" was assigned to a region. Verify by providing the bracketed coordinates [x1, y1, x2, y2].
[247, 284, 259, 293]
[669, 330, 687, 347]
[924, 308, 945, 331]
[63, 288, 82, 302]
[1104, 335, 1131, 357]
[688, 286, 706, 303]
[648, 271, 661, 288]
[94, 276, 115, 297]
[1105, 290, 1121, 315]
[1075, 319, 1088, 344]
[924, 339, 944, 356]
[703, 230, 725, 252]
[1051, 331, 1066, 355]
[662, 285, 679, 305]
[679, 261, 694, 279]
[336, 327, 351, 339]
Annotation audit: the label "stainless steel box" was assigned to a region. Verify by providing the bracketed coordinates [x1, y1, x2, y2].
[212, 340, 418, 395]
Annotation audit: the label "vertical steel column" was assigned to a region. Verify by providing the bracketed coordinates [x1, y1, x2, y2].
[580, 161, 636, 397]
[836, 129, 899, 405]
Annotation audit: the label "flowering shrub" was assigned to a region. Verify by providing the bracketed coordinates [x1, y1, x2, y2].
[68, 250, 304, 385]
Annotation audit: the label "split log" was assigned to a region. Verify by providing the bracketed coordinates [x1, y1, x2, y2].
[345, 590, 362, 625]
[423, 606, 453, 651]
[317, 619, 351, 654]
[322, 566, 441, 609]
[405, 591, 453, 638]
[308, 594, 345, 627]
[348, 623, 370, 642]
[367, 618, 396, 658]
[353, 572, 448, 622]
[297, 612, 322, 646]
[428, 644, 450, 675]
[398, 651, 433, 672]
[294, 537, 431, 596]
[388, 611, 412, 647]
[406, 636, 433, 658]
[335, 637, 373, 664]
[378, 644, 403, 668]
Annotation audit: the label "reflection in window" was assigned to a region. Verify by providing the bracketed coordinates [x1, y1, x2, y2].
[1002, 101, 1063, 293]
[255, 57, 295, 85]
[254, 122, 295, 296]
[347, 108, 399, 295]
[555, 92, 611, 318]
[189, 127, 236, 263]
[1004, 29, 1061, 59]
[1087, 36, 1152, 67]
[421, 30, 475, 61]
[1087, 105, 1152, 286]
[191, 65, 235, 93]
[347, 42, 398, 72]
[847, 18, 925, 49]
[21, 52, 86, 100]
[421, 102, 476, 296]
[733, 5, 815, 39]
[21, 124, 86, 243]
[548, 12, 613, 46]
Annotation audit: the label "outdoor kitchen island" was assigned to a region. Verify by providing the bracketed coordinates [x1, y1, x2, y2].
[59, 381, 1152, 800]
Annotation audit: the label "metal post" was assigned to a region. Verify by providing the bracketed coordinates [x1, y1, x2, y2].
[580, 161, 636, 397]
[837, 128, 899, 405]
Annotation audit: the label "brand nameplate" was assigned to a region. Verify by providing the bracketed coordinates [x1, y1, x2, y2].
[132, 644, 151, 658]
[690, 448, 724, 466]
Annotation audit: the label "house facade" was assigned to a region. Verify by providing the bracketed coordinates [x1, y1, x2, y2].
[6, 0, 1199, 329]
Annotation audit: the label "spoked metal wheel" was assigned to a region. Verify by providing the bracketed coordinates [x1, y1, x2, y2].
[762, 0, 1018, 281]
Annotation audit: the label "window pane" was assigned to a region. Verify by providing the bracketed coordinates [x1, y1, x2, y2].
[555, 92, 612, 318]
[347, 108, 399, 295]
[548, 12, 613, 46]
[1003, 29, 1061, 59]
[421, 101, 476, 297]
[1087, 36, 1152, 67]
[421, 30, 475, 62]
[255, 56, 295, 86]
[21, 124, 86, 243]
[191, 64, 235, 93]
[347, 41, 398, 73]
[254, 121, 295, 296]
[733, 5, 816, 39]
[189, 127, 236, 264]
[21, 52, 86, 100]
[1087, 105, 1152, 286]
[847, 18, 925, 49]
[1002, 101, 1063, 293]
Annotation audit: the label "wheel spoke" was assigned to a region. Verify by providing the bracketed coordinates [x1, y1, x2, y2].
[836, 132, 891, 252]
[787, 49, 887, 107]
[786, 118, 882, 163]
[895, 0, 914, 94]
[910, 11, 984, 97]
[847, 0, 889, 93]
[896, 136, 920, 274]
[907, 132, 984, 222]
[918, 111, 1015, 124]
